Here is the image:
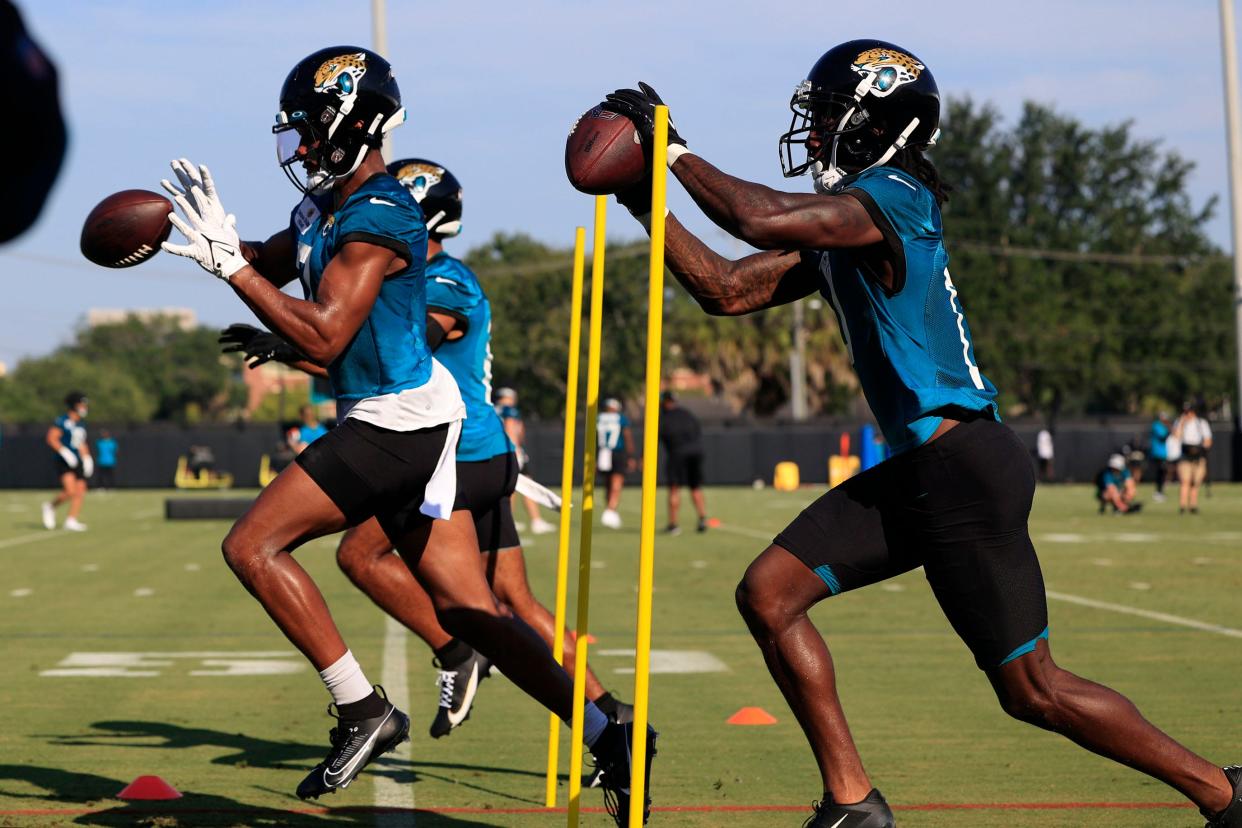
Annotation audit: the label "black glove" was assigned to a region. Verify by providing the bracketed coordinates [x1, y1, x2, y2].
[219, 323, 307, 369]
[601, 81, 686, 158]
[615, 172, 654, 217]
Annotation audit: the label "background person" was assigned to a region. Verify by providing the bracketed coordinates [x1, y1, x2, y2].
[286, 404, 327, 455]
[1148, 411, 1171, 501]
[1173, 401, 1212, 514]
[598, 397, 635, 530]
[93, 429, 118, 491]
[1096, 453, 1139, 514]
[495, 387, 554, 534]
[42, 390, 90, 531]
[1035, 427, 1054, 482]
[657, 391, 709, 534]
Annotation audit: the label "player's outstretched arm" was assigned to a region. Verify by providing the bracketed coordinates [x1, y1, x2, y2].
[670, 154, 881, 251]
[602, 83, 881, 252]
[230, 241, 395, 366]
[627, 202, 818, 315]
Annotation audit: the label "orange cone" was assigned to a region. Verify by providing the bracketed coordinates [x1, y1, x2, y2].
[727, 706, 778, 725]
[117, 775, 182, 800]
[568, 630, 598, 644]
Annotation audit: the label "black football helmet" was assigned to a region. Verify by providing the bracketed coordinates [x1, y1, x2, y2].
[273, 46, 405, 193]
[779, 39, 940, 193]
[386, 158, 463, 238]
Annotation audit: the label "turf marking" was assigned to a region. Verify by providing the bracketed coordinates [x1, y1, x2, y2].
[1114, 532, 1156, 543]
[1090, 558, 1114, 566]
[40, 651, 303, 677]
[10, 588, 32, 597]
[690, 560, 709, 569]
[597, 649, 728, 675]
[374, 616, 414, 824]
[184, 563, 201, 571]
[1042, 533, 1085, 543]
[0, 532, 60, 550]
[133, 587, 154, 597]
[81, 563, 98, 572]
[1128, 582, 1152, 591]
[1046, 591, 1242, 639]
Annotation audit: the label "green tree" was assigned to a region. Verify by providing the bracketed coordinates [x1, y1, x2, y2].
[935, 99, 1233, 419]
[0, 352, 154, 423]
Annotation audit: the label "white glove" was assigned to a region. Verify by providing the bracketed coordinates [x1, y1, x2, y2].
[57, 447, 78, 468]
[160, 158, 248, 280]
[82, 456, 94, 478]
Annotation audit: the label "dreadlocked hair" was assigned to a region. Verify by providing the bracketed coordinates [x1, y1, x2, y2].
[888, 146, 952, 206]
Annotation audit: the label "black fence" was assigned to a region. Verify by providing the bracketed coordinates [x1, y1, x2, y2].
[1, 417, 1233, 489]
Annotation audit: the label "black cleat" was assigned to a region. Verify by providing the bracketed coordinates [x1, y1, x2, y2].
[584, 700, 636, 788]
[590, 720, 657, 826]
[296, 691, 409, 800]
[697, 517, 708, 533]
[1205, 766, 1242, 827]
[429, 649, 490, 738]
[804, 790, 895, 828]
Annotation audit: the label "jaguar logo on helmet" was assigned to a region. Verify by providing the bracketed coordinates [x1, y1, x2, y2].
[313, 52, 368, 100]
[851, 47, 924, 98]
[392, 162, 444, 202]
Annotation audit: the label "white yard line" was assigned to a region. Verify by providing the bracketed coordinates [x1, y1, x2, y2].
[0, 532, 60, 550]
[374, 616, 414, 825]
[1046, 590, 1242, 639]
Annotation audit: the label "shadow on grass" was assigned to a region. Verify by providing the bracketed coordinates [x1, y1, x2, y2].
[0, 765, 517, 826]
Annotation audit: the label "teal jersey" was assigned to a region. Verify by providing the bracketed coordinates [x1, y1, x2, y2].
[819, 166, 998, 454]
[297, 424, 327, 445]
[291, 174, 432, 402]
[597, 411, 629, 451]
[95, 437, 118, 467]
[1099, 467, 1131, 490]
[425, 253, 511, 462]
[53, 414, 86, 460]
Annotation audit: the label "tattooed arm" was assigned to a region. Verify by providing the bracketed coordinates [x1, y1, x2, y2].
[659, 214, 819, 316]
[670, 154, 882, 251]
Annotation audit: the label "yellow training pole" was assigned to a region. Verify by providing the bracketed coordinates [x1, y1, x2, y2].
[566, 195, 608, 827]
[629, 105, 669, 828]
[546, 226, 587, 808]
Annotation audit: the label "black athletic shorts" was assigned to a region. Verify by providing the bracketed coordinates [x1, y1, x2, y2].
[774, 417, 1048, 671]
[599, 448, 629, 476]
[666, 452, 704, 488]
[55, 456, 85, 480]
[296, 418, 453, 541]
[455, 451, 521, 554]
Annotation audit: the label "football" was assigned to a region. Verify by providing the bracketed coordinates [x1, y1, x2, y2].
[565, 106, 646, 195]
[80, 189, 173, 268]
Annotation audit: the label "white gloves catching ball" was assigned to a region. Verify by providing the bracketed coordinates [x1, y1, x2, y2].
[160, 158, 247, 281]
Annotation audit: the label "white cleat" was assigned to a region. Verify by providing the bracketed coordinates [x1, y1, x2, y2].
[530, 518, 556, 535]
[63, 517, 87, 532]
[601, 509, 622, 530]
[41, 503, 56, 530]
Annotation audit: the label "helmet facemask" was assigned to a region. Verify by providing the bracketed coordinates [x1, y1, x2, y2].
[780, 72, 928, 193]
[273, 100, 405, 195]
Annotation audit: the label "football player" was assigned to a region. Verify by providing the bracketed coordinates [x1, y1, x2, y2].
[334, 158, 632, 739]
[601, 39, 1240, 828]
[596, 397, 634, 530]
[42, 391, 91, 531]
[163, 47, 647, 820]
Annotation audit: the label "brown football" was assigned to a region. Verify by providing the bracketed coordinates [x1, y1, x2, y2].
[80, 189, 173, 268]
[565, 106, 646, 195]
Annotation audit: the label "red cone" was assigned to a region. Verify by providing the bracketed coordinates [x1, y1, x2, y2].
[117, 775, 182, 800]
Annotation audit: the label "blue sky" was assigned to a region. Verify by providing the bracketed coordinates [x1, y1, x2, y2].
[1, 0, 1239, 370]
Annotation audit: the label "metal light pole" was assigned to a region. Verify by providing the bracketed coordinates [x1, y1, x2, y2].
[790, 298, 808, 420]
[372, 0, 391, 161]
[1219, 0, 1242, 477]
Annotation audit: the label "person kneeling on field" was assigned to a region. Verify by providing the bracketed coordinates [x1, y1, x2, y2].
[1096, 453, 1140, 514]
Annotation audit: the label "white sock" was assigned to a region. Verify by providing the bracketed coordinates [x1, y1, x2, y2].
[583, 701, 610, 748]
[318, 649, 373, 706]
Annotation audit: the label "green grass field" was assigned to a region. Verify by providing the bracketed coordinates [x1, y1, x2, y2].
[2, 482, 1240, 827]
